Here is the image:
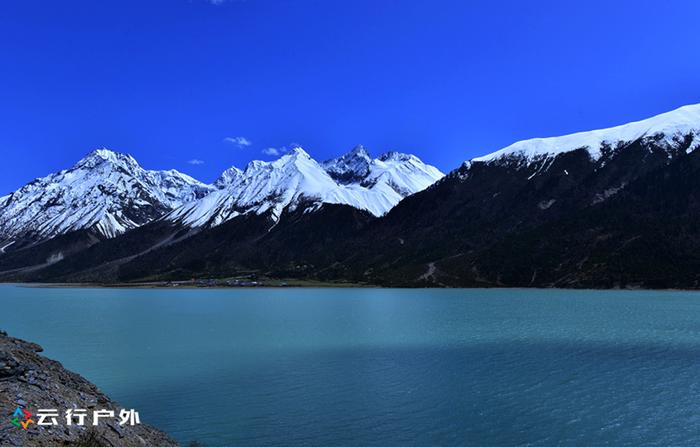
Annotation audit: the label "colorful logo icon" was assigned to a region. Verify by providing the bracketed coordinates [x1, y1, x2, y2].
[11, 407, 34, 430]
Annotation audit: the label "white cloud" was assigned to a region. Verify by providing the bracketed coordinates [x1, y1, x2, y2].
[262, 147, 280, 156]
[188, 159, 205, 165]
[223, 136, 252, 148]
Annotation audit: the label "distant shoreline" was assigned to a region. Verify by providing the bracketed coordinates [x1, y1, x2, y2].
[7, 279, 374, 289]
[5, 282, 700, 292]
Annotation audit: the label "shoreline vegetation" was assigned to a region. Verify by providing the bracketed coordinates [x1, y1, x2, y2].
[5, 281, 696, 291]
[12, 277, 371, 289]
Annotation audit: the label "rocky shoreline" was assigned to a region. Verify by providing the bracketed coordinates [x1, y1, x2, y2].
[0, 330, 179, 446]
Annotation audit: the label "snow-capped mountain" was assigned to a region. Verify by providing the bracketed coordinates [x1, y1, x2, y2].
[0, 149, 213, 242]
[213, 166, 244, 189]
[168, 146, 444, 228]
[471, 103, 700, 166]
[321, 145, 373, 184]
[322, 145, 445, 196]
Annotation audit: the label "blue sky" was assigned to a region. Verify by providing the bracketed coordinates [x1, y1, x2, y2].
[1, 0, 700, 192]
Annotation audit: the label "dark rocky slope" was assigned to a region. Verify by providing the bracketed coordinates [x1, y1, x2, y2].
[347, 135, 700, 287]
[31, 203, 376, 284]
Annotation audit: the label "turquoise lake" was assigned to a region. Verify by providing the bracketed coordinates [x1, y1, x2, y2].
[2, 285, 700, 446]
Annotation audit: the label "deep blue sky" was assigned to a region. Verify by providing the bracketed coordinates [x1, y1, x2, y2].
[1, 0, 700, 192]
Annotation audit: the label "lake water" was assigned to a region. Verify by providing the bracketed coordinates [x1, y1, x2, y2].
[2, 286, 700, 446]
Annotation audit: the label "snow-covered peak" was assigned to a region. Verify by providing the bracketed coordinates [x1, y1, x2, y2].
[324, 146, 444, 195]
[0, 149, 213, 241]
[350, 144, 371, 157]
[74, 148, 140, 170]
[236, 147, 315, 179]
[363, 150, 444, 196]
[378, 151, 415, 162]
[168, 146, 444, 228]
[87, 147, 132, 161]
[288, 146, 311, 157]
[322, 145, 373, 184]
[214, 166, 244, 189]
[273, 146, 313, 167]
[472, 103, 700, 165]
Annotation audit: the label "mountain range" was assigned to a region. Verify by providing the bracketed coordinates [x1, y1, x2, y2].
[3, 103, 700, 288]
[0, 149, 213, 244]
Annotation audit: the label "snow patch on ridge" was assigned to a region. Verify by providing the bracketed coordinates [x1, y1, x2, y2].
[471, 103, 700, 165]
